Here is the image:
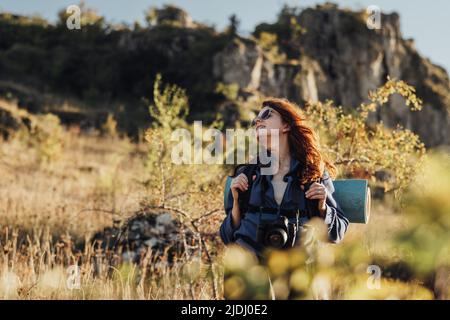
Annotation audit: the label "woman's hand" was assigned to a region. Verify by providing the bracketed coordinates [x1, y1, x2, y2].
[230, 173, 257, 201]
[303, 182, 328, 217]
[230, 173, 249, 201]
[230, 173, 255, 230]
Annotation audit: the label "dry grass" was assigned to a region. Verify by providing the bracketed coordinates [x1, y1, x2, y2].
[0, 122, 445, 300]
[0, 131, 147, 237]
[0, 126, 227, 299]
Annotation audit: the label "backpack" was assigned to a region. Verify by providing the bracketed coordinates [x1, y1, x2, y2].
[224, 163, 322, 219]
[224, 164, 371, 223]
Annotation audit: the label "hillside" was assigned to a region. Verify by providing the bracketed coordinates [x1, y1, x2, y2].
[0, 3, 449, 146]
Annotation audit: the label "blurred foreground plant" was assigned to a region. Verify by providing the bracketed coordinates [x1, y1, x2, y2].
[222, 151, 448, 300]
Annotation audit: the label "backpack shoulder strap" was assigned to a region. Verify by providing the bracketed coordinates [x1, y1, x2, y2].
[304, 169, 331, 218]
[232, 163, 258, 215]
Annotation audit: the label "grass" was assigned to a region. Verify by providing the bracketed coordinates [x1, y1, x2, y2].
[0, 124, 228, 299]
[0, 112, 447, 299]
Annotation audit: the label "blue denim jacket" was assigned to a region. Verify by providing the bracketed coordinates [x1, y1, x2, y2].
[220, 157, 349, 253]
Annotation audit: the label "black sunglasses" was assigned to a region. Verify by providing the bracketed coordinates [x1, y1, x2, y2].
[251, 108, 272, 127]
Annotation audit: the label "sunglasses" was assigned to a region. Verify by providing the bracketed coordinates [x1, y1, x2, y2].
[251, 108, 273, 127]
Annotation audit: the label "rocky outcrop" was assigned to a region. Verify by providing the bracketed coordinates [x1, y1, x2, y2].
[92, 211, 199, 264]
[295, 4, 450, 147]
[212, 4, 450, 147]
[1, 4, 449, 147]
[213, 37, 302, 100]
[213, 38, 263, 91]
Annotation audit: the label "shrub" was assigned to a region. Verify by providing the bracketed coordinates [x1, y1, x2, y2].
[304, 77, 426, 200]
[1, 99, 64, 164]
[100, 113, 118, 138]
[144, 73, 224, 215]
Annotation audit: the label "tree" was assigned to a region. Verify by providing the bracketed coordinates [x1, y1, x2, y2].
[226, 14, 240, 35]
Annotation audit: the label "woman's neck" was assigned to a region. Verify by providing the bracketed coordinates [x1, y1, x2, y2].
[270, 135, 291, 170]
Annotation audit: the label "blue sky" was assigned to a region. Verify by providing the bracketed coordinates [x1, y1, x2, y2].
[1, 0, 449, 73]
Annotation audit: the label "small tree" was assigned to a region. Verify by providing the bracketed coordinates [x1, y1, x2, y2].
[226, 14, 240, 35]
[144, 74, 223, 210]
[57, 1, 105, 29]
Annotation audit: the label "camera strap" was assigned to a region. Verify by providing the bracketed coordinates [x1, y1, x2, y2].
[257, 174, 267, 239]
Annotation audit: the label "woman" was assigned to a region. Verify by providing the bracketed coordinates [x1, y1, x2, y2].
[220, 98, 349, 258]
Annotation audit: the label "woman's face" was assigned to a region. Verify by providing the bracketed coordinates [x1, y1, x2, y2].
[252, 106, 289, 147]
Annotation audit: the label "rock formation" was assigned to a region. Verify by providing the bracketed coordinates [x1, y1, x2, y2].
[1, 3, 449, 147]
[212, 4, 450, 147]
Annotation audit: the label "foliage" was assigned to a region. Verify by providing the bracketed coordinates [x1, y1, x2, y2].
[145, 5, 192, 28]
[100, 113, 118, 138]
[144, 74, 224, 210]
[253, 5, 307, 59]
[226, 14, 240, 35]
[215, 82, 239, 101]
[304, 77, 426, 199]
[394, 151, 450, 279]
[223, 151, 448, 300]
[0, 6, 447, 301]
[148, 73, 189, 130]
[29, 114, 65, 164]
[57, 1, 105, 28]
[0, 76, 446, 299]
[1, 99, 64, 164]
[0, 7, 227, 132]
[255, 32, 287, 63]
[144, 7, 159, 26]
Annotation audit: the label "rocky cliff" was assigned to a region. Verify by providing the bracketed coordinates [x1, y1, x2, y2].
[212, 3, 450, 147]
[214, 5, 450, 146]
[0, 3, 449, 147]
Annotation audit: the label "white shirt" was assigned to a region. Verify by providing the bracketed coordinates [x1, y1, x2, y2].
[271, 179, 288, 206]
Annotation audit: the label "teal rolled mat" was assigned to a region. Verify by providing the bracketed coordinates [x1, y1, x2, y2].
[223, 177, 371, 224]
[332, 179, 371, 224]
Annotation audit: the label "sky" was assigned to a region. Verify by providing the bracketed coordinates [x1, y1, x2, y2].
[1, 0, 449, 73]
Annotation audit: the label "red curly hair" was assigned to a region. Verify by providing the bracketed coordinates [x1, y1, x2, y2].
[261, 98, 337, 184]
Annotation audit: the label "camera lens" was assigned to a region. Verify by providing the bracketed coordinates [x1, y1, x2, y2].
[265, 228, 288, 248]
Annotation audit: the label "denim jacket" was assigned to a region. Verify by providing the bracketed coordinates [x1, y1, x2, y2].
[219, 157, 349, 254]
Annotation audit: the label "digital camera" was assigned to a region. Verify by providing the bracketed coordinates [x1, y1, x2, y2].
[256, 215, 298, 249]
